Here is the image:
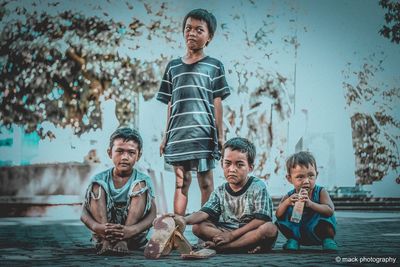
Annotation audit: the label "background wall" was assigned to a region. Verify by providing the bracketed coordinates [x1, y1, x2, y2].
[0, 0, 399, 214]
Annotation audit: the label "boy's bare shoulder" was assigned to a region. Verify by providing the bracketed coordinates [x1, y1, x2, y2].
[91, 168, 111, 180]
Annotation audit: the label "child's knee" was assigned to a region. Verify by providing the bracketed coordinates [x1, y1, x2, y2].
[198, 179, 213, 191]
[192, 223, 201, 236]
[259, 222, 278, 239]
[175, 177, 191, 192]
[192, 221, 209, 236]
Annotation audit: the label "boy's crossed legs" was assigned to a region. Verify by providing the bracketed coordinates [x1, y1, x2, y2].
[89, 182, 147, 254]
[192, 220, 277, 253]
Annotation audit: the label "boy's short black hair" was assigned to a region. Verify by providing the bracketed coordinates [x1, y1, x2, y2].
[222, 137, 256, 166]
[286, 151, 317, 175]
[109, 127, 143, 152]
[182, 9, 217, 39]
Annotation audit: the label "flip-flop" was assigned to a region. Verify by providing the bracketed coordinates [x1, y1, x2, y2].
[144, 216, 176, 259]
[173, 228, 192, 254]
[181, 248, 216, 260]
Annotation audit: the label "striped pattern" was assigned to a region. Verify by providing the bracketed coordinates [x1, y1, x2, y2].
[156, 56, 230, 163]
[201, 176, 274, 229]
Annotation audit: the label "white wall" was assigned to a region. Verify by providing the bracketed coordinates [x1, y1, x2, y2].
[0, 0, 399, 207]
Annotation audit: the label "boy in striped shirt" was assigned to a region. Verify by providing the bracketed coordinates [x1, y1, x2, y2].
[173, 137, 278, 253]
[157, 9, 230, 215]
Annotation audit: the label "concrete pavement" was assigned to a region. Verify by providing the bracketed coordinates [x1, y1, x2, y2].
[0, 211, 399, 266]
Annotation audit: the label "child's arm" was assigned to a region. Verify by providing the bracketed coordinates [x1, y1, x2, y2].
[176, 211, 209, 225]
[304, 188, 335, 216]
[160, 101, 171, 156]
[80, 206, 107, 237]
[275, 193, 299, 219]
[213, 97, 224, 148]
[127, 198, 157, 235]
[102, 199, 157, 242]
[172, 211, 209, 229]
[302, 188, 335, 217]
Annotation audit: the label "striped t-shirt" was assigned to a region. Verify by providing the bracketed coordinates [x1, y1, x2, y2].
[156, 56, 230, 163]
[200, 176, 274, 229]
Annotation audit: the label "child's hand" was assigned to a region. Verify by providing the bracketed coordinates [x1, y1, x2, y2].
[159, 137, 166, 156]
[92, 222, 107, 238]
[172, 214, 186, 232]
[287, 193, 300, 206]
[299, 189, 310, 204]
[162, 213, 186, 231]
[217, 136, 224, 151]
[104, 223, 135, 242]
[212, 232, 234, 246]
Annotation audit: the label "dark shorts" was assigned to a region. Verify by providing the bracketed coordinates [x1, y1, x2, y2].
[276, 209, 337, 245]
[171, 158, 215, 172]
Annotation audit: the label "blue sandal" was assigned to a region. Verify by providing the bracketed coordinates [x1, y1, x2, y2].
[322, 238, 338, 251]
[283, 239, 299, 251]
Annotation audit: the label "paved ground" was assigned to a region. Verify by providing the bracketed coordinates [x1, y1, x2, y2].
[0, 211, 399, 266]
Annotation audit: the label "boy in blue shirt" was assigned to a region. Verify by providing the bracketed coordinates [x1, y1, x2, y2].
[157, 9, 230, 216]
[81, 127, 156, 255]
[275, 151, 338, 251]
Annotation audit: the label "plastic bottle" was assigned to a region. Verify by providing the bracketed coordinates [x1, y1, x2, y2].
[290, 188, 307, 223]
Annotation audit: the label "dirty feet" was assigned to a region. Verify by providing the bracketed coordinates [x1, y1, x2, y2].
[112, 240, 129, 255]
[97, 240, 114, 255]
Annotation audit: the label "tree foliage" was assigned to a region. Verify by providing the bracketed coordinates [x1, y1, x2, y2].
[0, 3, 167, 138]
[379, 0, 400, 44]
[343, 58, 400, 184]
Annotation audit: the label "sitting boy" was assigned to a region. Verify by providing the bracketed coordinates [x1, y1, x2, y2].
[81, 127, 156, 255]
[174, 137, 277, 253]
[275, 151, 338, 251]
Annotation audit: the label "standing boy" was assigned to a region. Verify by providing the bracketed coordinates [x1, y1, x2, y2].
[174, 137, 277, 253]
[275, 151, 338, 251]
[157, 9, 231, 215]
[81, 127, 156, 255]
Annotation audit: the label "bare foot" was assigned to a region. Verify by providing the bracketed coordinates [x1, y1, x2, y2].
[248, 246, 262, 254]
[112, 240, 129, 254]
[204, 241, 216, 249]
[97, 240, 113, 255]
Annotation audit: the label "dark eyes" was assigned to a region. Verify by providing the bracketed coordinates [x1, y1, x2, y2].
[223, 162, 245, 167]
[185, 26, 204, 33]
[296, 175, 315, 179]
[116, 150, 135, 155]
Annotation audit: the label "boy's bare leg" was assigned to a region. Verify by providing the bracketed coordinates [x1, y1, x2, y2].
[218, 223, 277, 252]
[197, 170, 214, 205]
[113, 182, 147, 253]
[276, 223, 295, 240]
[192, 221, 225, 241]
[174, 166, 192, 215]
[314, 220, 335, 239]
[89, 183, 112, 254]
[194, 221, 277, 253]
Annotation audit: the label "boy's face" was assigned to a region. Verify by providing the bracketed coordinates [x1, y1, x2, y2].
[184, 17, 211, 50]
[107, 138, 141, 175]
[286, 164, 317, 193]
[221, 148, 253, 187]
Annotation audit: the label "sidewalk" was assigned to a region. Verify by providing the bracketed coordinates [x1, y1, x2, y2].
[0, 211, 399, 266]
